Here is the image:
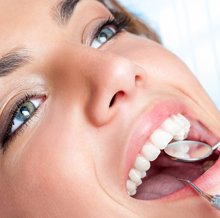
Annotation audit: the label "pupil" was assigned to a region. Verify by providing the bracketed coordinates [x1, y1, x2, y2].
[100, 32, 107, 38]
[15, 102, 35, 121]
[99, 32, 107, 43]
[20, 106, 30, 117]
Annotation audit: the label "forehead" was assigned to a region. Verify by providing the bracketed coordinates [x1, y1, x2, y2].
[0, 0, 106, 58]
[0, 0, 58, 27]
[0, 0, 56, 18]
[0, 0, 63, 55]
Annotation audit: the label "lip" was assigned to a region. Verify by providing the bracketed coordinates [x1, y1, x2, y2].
[124, 98, 220, 201]
[125, 99, 189, 181]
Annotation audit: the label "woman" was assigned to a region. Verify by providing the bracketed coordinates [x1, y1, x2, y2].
[0, 0, 220, 217]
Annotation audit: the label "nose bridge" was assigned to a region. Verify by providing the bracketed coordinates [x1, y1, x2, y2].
[54, 45, 143, 127]
[81, 49, 141, 127]
[84, 50, 136, 94]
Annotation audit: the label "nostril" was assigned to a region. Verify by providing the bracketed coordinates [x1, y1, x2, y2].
[109, 94, 116, 107]
[109, 91, 125, 107]
[135, 75, 142, 85]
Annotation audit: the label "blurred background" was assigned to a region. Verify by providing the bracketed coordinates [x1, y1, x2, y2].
[118, 0, 220, 110]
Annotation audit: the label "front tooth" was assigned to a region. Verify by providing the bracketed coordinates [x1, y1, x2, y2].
[134, 156, 150, 172]
[173, 129, 185, 141]
[126, 180, 137, 193]
[184, 126, 190, 138]
[129, 169, 142, 183]
[177, 113, 190, 126]
[171, 114, 186, 127]
[151, 129, 173, 149]
[142, 143, 161, 161]
[162, 117, 182, 136]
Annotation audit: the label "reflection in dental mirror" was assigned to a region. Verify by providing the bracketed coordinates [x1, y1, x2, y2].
[164, 140, 220, 162]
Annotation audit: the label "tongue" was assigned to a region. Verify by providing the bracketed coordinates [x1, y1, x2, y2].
[134, 157, 204, 200]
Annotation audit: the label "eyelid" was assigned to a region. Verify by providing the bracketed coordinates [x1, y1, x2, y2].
[90, 26, 117, 49]
[0, 94, 46, 149]
[10, 98, 43, 134]
[82, 13, 131, 48]
[82, 17, 107, 46]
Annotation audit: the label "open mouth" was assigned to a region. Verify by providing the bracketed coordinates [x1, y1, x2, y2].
[126, 113, 219, 200]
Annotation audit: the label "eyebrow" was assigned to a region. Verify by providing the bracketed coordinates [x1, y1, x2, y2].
[53, 0, 81, 25]
[0, 47, 30, 77]
[0, 0, 81, 78]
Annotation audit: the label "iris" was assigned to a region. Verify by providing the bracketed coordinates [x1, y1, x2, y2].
[15, 102, 36, 121]
[96, 27, 115, 44]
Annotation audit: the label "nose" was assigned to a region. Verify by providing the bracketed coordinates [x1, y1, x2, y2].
[81, 49, 144, 127]
[55, 46, 145, 127]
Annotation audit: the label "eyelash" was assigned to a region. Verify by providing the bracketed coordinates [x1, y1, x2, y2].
[0, 14, 130, 151]
[93, 12, 131, 44]
[1, 93, 41, 151]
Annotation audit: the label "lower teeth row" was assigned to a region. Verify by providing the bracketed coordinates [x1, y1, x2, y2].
[126, 113, 190, 196]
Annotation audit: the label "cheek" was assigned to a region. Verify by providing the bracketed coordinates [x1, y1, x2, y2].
[106, 33, 203, 94]
[0, 113, 100, 215]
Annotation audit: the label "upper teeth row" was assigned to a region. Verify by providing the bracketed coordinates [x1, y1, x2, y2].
[126, 113, 191, 196]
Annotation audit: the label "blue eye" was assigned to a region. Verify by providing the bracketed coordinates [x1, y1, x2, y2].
[90, 14, 131, 49]
[91, 27, 116, 49]
[10, 99, 42, 134]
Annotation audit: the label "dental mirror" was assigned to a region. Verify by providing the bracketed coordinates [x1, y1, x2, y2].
[164, 140, 220, 162]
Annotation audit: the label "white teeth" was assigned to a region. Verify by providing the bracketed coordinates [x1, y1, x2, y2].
[171, 114, 186, 127]
[172, 151, 184, 158]
[172, 143, 190, 158]
[183, 153, 190, 159]
[173, 143, 190, 153]
[162, 117, 182, 136]
[151, 129, 173, 149]
[134, 156, 151, 172]
[183, 126, 190, 138]
[173, 129, 185, 141]
[126, 180, 137, 193]
[130, 189, 137, 196]
[142, 143, 161, 161]
[129, 169, 142, 183]
[171, 114, 190, 140]
[172, 151, 188, 158]
[178, 113, 190, 126]
[141, 171, 146, 178]
[136, 180, 142, 186]
[126, 113, 191, 196]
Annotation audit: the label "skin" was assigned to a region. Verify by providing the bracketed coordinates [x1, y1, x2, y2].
[0, 0, 220, 217]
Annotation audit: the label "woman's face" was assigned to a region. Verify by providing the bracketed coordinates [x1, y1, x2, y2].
[0, 0, 220, 217]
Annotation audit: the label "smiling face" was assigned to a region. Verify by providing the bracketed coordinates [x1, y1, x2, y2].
[0, 0, 220, 217]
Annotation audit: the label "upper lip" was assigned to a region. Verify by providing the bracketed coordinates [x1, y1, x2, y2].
[123, 98, 220, 199]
